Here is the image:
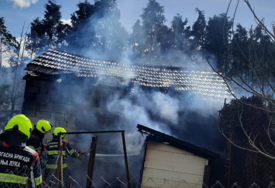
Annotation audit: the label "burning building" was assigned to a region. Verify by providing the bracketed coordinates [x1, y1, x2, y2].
[22, 48, 231, 136]
[21, 48, 229, 186]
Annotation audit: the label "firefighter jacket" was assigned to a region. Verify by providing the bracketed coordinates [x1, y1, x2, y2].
[27, 129, 45, 155]
[45, 136, 80, 169]
[27, 130, 48, 169]
[0, 133, 42, 187]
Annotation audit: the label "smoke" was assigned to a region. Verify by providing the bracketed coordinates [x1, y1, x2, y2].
[0, 66, 26, 129]
[152, 92, 180, 124]
[4, 0, 274, 186]
[65, 4, 128, 62]
[12, 0, 231, 186]
[0, 35, 31, 128]
[40, 1, 229, 184]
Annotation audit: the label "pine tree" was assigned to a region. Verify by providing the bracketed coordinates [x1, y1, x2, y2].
[68, 0, 95, 49]
[171, 14, 188, 53]
[246, 25, 275, 86]
[191, 8, 206, 51]
[26, 0, 65, 55]
[71, 0, 95, 27]
[129, 20, 144, 59]
[231, 24, 249, 78]
[67, 0, 128, 60]
[0, 17, 17, 48]
[42, 0, 62, 43]
[26, 18, 44, 58]
[130, 0, 168, 63]
[0, 17, 18, 69]
[205, 13, 233, 73]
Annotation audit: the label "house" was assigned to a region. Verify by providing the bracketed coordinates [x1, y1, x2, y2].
[22, 48, 230, 141]
[137, 124, 217, 188]
[20, 48, 226, 187]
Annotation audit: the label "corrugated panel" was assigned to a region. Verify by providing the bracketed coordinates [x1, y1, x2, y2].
[142, 141, 208, 188]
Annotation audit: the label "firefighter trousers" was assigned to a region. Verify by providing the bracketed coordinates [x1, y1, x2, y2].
[44, 167, 73, 188]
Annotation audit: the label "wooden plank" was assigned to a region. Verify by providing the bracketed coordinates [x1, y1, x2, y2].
[141, 178, 203, 188]
[147, 141, 194, 155]
[55, 134, 63, 188]
[142, 168, 204, 183]
[144, 158, 205, 175]
[145, 149, 206, 165]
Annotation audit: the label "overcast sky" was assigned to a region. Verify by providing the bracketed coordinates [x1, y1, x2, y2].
[1, 0, 275, 37]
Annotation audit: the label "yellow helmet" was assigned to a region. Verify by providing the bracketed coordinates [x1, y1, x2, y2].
[53, 127, 67, 138]
[36, 120, 52, 133]
[5, 114, 33, 139]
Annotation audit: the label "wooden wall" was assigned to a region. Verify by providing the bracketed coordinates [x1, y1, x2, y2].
[141, 141, 208, 188]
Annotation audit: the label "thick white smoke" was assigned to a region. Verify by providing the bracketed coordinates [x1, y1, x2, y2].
[58, 0, 226, 151]
[1, 0, 232, 185]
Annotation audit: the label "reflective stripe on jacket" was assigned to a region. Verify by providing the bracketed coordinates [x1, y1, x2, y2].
[0, 141, 42, 187]
[45, 137, 80, 169]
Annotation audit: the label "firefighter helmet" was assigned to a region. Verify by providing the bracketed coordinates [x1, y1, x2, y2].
[53, 127, 67, 138]
[36, 120, 52, 134]
[5, 114, 33, 139]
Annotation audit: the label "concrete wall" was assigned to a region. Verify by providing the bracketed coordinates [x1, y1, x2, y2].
[22, 79, 104, 143]
[141, 141, 209, 188]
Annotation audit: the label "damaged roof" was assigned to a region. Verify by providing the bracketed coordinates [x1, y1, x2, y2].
[137, 124, 218, 159]
[25, 48, 232, 102]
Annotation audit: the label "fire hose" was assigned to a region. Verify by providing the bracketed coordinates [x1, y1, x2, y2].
[76, 149, 139, 160]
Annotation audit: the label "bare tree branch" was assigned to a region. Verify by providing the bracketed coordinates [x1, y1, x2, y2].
[243, 0, 275, 41]
[238, 110, 275, 159]
[216, 123, 259, 153]
[231, 0, 240, 35]
[210, 0, 275, 160]
[254, 56, 275, 94]
[265, 119, 275, 147]
[206, 56, 275, 113]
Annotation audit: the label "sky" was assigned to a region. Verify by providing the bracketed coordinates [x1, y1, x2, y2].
[1, 0, 275, 37]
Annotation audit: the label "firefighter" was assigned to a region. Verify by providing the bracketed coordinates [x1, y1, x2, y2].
[27, 120, 52, 169]
[0, 114, 42, 187]
[44, 127, 82, 187]
[27, 120, 53, 155]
